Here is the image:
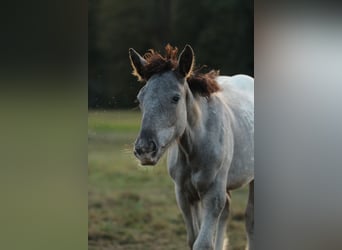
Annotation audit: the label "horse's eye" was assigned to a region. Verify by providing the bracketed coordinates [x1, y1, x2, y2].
[172, 95, 180, 103]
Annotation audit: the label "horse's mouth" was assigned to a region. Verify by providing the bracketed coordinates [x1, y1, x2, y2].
[134, 140, 173, 166]
[135, 147, 167, 166]
[138, 154, 160, 166]
[140, 159, 157, 166]
[134, 148, 158, 166]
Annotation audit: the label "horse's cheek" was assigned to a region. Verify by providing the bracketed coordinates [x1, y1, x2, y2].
[156, 127, 174, 146]
[176, 108, 187, 135]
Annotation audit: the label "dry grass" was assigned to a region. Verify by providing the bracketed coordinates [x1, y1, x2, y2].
[88, 110, 249, 250]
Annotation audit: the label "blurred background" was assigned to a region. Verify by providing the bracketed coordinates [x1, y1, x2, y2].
[2, 1, 342, 250]
[88, 0, 253, 249]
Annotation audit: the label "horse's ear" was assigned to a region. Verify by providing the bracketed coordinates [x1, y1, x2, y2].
[177, 44, 194, 78]
[129, 48, 147, 81]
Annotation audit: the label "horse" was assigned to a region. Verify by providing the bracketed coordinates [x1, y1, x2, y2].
[129, 44, 254, 250]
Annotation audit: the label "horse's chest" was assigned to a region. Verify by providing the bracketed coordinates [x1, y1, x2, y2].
[167, 144, 227, 202]
[169, 163, 201, 203]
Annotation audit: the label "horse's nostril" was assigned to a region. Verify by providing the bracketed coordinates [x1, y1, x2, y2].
[149, 140, 157, 152]
[135, 139, 157, 156]
[135, 146, 143, 155]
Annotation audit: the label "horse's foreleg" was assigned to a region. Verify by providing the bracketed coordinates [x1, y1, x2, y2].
[215, 192, 231, 250]
[245, 180, 254, 250]
[175, 185, 197, 249]
[193, 183, 226, 250]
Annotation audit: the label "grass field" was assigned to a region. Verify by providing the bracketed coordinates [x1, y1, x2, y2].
[88, 110, 249, 250]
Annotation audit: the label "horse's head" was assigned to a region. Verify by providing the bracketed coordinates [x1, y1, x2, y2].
[129, 45, 194, 165]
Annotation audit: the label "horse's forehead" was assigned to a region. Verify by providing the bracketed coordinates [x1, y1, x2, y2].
[145, 72, 179, 92]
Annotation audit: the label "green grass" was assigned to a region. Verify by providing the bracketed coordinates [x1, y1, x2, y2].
[88, 110, 249, 250]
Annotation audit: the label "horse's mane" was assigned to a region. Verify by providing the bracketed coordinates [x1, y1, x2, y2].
[134, 44, 221, 97]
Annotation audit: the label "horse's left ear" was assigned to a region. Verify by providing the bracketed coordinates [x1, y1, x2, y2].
[177, 44, 194, 78]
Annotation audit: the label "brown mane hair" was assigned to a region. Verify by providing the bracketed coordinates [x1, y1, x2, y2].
[135, 44, 221, 97]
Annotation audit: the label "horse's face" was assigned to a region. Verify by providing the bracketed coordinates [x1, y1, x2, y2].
[134, 72, 187, 165]
[129, 45, 194, 165]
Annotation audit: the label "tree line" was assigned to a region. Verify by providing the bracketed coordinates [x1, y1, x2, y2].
[89, 0, 253, 109]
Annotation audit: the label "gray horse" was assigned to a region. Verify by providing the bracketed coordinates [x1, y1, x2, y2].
[129, 44, 254, 250]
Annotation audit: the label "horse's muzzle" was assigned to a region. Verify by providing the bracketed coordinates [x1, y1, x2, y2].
[134, 138, 158, 165]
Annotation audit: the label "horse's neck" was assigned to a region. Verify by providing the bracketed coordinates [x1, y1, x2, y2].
[177, 86, 203, 159]
[185, 84, 201, 128]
